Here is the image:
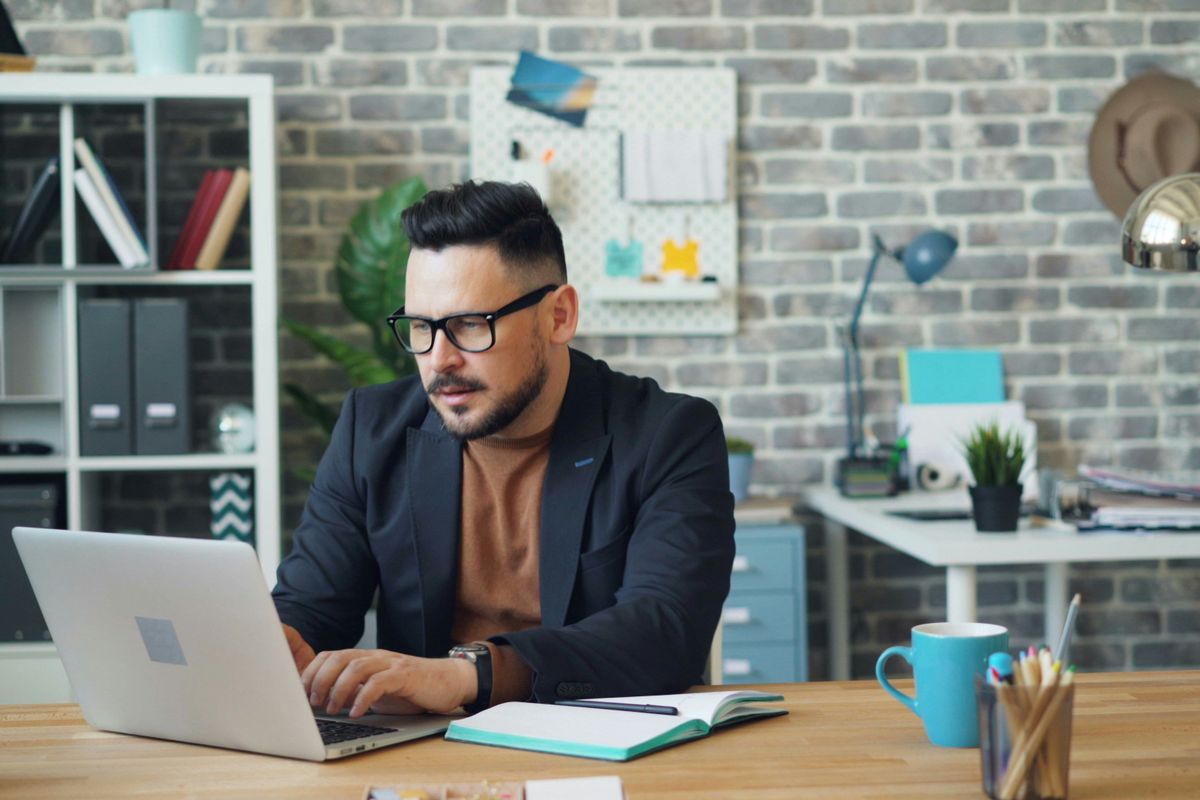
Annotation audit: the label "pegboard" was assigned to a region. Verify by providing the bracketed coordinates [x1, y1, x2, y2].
[469, 66, 738, 336]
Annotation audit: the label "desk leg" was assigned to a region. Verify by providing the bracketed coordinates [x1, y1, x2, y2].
[946, 565, 977, 623]
[1044, 562, 1068, 650]
[825, 520, 850, 681]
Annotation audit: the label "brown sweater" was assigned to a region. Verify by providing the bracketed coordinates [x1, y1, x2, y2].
[449, 424, 553, 705]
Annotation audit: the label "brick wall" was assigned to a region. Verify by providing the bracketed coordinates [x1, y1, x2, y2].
[12, 0, 1200, 677]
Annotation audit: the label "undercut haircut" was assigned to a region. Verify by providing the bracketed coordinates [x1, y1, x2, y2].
[401, 180, 567, 284]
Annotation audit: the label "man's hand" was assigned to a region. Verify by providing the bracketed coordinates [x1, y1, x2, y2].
[301, 648, 477, 718]
[282, 624, 316, 673]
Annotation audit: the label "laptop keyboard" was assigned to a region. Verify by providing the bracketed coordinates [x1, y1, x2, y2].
[316, 718, 398, 745]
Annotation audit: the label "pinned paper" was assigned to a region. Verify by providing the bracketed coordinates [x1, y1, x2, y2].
[506, 51, 596, 127]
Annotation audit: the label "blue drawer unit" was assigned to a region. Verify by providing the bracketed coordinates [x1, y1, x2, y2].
[722, 522, 807, 684]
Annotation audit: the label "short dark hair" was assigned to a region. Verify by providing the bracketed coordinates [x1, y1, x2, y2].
[401, 181, 567, 283]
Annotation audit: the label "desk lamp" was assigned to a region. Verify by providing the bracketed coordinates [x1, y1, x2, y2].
[837, 230, 958, 498]
[1121, 172, 1200, 272]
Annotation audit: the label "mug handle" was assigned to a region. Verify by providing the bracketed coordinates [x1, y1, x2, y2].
[876, 646, 918, 716]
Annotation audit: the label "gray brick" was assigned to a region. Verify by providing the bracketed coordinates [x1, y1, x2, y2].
[1063, 218, 1120, 246]
[320, 58, 408, 87]
[317, 197, 364, 227]
[832, 125, 920, 151]
[11, 0, 92, 18]
[926, 55, 1015, 81]
[755, 24, 849, 50]
[827, 57, 918, 84]
[754, 456, 825, 488]
[280, 164, 347, 191]
[1119, 0, 1200, 8]
[967, 221, 1057, 247]
[519, 0, 609, 13]
[349, 94, 446, 122]
[344, 25, 437, 52]
[765, 158, 855, 185]
[958, 21, 1045, 48]
[964, 154, 1054, 181]
[23, 28, 123, 56]
[237, 60, 304, 87]
[416, 58, 498, 87]
[761, 91, 851, 118]
[774, 292, 855, 318]
[1151, 20, 1200, 44]
[1080, 610, 1162, 637]
[922, 0, 1009, 9]
[634, 336, 726, 357]
[971, 287, 1059, 312]
[723, 0, 814, 12]
[928, 122, 1019, 149]
[1165, 286, 1200, 310]
[1030, 318, 1120, 344]
[930, 319, 1018, 346]
[447, 26, 538, 51]
[1057, 21, 1143, 46]
[1115, 384, 1154, 408]
[859, 321, 923, 347]
[420, 126, 470, 156]
[236, 25, 333, 53]
[770, 225, 859, 252]
[739, 125, 821, 151]
[1125, 51, 1200, 79]
[863, 157, 952, 183]
[742, 258, 833, 286]
[413, 0, 506, 13]
[1028, 119, 1092, 146]
[1068, 349, 1158, 376]
[1032, 188, 1104, 214]
[858, 22, 947, 49]
[1167, 610, 1200, 635]
[772, 422, 847, 448]
[1004, 352, 1061, 377]
[207, 0, 304, 16]
[314, 0, 405, 14]
[1022, 383, 1109, 410]
[1026, 54, 1116, 80]
[1129, 317, 1200, 342]
[1068, 643, 1128, 671]
[824, 0, 913, 12]
[1019, 0, 1104, 9]
[942, 253, 1029, 281]
[837, 191, 926, 218]
[652, 25, 747, 50]
[1036, 253, 1125, 279]
[869, 288, 961, 315]
[1166, 350, 1200, 374]
[728, 58, 818, 85]
[277, 93, 343, 122]
[962, 88, 1050, 115]
[203, 27, 230, 54]
[775, 356, 844, 385]
[735, 323, 827, 353]
[935, 188, 1023, 214]
[676, 361, 768, 387]
[862, 91, 952, 117]
[281, 198, 312, 227]
[1067, 285, 1157, 310]
[619, 0, 711, 14]
[1057, 87, 1107, 114]
[740, 192, 827, 219]
[548, 26, 641, 51]
[730, 391, 821, 418]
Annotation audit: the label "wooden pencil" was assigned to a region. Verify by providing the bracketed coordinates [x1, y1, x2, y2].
[999, 668, 1075, 800]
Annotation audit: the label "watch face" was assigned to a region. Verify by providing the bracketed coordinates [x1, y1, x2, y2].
[451, 644, 488, 661]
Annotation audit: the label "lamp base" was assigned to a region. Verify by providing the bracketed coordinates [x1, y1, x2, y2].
[836, 456, 897, 498]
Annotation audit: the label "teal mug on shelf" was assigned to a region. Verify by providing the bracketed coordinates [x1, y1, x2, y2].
[876, 621, 1008, 748]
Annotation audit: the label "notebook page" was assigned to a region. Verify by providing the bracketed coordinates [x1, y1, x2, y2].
[596, 690, 783, 726]
[452, 701, 692, 749]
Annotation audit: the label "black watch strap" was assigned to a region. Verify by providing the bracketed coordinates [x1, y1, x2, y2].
[449, 644, 492, 714]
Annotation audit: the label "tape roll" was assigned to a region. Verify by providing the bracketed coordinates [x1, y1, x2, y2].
[916, 462, 960, 491]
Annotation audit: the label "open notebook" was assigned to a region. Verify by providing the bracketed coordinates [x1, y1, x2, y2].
[445, 690, 786, 761]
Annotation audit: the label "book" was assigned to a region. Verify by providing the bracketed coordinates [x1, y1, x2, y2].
[175, 168, 233, 270]
[1078, 464, 1200, 500]
[1, 156, 59, 263]
[73, 168, 140, 268]
[73, 138, 148, 267]
[194, 167, 249, 270]
[901, 349, 1005, 405]
[166, 170, 215, 269]
[444, 690, 786, 761]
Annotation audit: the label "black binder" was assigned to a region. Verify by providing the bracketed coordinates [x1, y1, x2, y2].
[78, 299, 133, 456]
[0, 475, 65, 643]
[1, 157, 60, 264]
[133, 298, 190, 455]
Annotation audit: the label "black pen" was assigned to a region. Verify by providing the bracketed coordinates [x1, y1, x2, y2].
[555, 700, 679, 716]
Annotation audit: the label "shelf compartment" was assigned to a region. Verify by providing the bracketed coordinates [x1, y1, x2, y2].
[2, 286, 64, 398]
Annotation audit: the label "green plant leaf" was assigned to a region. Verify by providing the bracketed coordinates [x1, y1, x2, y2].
[960, 421, 1025, 487]
[282, 383, 339, 438]
[281, 318, 398, 387]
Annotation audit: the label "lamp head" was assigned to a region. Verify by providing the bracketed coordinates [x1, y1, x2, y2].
[1121, 172, 1200, 272]
[896, 230, 958, 285]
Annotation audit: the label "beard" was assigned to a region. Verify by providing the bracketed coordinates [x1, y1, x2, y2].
[426, 340, 549, 441]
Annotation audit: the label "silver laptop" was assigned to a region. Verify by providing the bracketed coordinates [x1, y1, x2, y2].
[12, 526, 453, 761]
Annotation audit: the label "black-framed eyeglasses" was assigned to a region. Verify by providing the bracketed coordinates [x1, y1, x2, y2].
[386, 284, 559, 355]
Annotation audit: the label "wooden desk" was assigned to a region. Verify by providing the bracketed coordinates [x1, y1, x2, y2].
[2, 671, 1197, 799]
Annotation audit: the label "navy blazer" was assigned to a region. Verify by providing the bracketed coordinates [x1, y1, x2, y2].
[272, 348, 736, 701]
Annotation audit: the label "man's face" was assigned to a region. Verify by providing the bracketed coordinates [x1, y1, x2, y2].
[404, 244, 550, 440]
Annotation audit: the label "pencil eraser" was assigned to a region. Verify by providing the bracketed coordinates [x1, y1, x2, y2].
[988, 651, 1014, 679]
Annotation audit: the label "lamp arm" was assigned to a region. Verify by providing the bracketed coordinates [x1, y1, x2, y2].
[842, 239, 889, 457]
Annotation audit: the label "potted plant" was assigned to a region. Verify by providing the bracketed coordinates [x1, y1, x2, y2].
[128, 2, 202, 75]
[727, 436, 755, 504]
[962, 421, 1026, 533]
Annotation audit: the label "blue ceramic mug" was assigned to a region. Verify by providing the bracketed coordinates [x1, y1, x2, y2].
[876, 621, 1008, 748]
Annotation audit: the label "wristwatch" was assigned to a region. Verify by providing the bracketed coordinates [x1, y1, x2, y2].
[448, 643, 493, 714]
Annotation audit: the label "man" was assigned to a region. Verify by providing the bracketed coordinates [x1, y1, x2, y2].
[273, 181, 735, 720]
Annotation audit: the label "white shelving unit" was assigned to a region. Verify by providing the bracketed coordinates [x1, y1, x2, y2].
[0, 74, 280, 703]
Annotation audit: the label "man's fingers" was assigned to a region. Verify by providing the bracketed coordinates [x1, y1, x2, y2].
[351, 668, 407, 718]
[325, 655, 385, 714]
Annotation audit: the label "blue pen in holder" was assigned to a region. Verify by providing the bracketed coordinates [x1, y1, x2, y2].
[976, 675, 1075, 800]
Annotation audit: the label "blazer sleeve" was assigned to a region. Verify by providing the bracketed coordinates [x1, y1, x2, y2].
[272, 390, 379, 653]
[499, 396, 736, 701]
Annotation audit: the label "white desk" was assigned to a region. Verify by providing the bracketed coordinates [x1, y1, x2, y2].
[804, 486, 1200, 680]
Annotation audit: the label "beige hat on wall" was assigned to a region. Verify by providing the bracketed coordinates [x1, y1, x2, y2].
[1088, 71, 1200, 219]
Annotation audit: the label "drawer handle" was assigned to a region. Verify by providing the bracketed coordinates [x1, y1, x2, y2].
[722, 607, 752, 625]
[731, 555, 751, 573]
[723, 658, 752, 676]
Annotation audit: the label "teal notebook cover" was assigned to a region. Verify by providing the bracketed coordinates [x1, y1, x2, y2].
[444, 690, 787, 762]
[903, 349, 1004, 405]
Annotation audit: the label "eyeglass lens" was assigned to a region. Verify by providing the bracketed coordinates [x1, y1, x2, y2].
[396, 315, 493, 353]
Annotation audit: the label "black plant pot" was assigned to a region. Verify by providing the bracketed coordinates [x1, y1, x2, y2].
[969, 484, 1022, 533]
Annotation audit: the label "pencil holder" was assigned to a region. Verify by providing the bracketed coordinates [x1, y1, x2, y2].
[977, 676, 1075, 800]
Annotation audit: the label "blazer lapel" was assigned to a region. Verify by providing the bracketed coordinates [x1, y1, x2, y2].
[407, 408, 461, 656]
[540, 352, 612, 628]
